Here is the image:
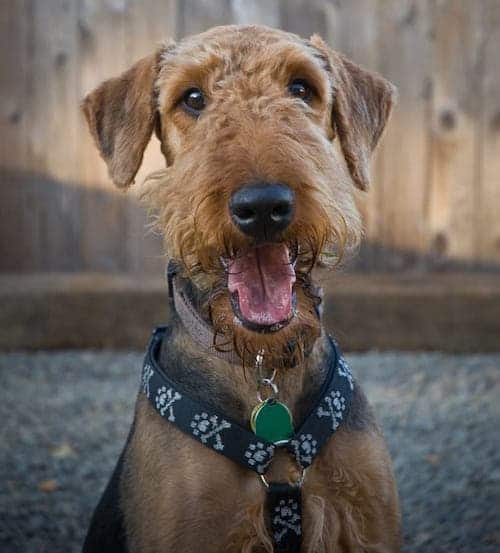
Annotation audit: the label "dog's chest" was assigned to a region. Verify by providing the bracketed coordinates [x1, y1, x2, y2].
[120, 397, 397, 553]
[121, 397, 266, 552]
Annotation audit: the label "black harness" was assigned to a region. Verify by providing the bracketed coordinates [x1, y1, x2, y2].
[141, 326, 354, 552]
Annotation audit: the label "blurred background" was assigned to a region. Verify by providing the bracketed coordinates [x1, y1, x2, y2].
[0, 1, 499, 552]
[1, 0, 499, 351]
[3, 0, 500, 273]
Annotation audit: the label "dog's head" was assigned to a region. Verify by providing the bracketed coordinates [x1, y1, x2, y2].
[83, 25, 395, 367]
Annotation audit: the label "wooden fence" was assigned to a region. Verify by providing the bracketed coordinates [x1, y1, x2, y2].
[1, 0, 499, 274]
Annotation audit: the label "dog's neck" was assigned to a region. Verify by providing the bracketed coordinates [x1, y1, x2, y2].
[160, 275, 331, 427]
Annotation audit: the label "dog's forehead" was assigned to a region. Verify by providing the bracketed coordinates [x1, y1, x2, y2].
[177, 25, 305, 54]
[160, 24, 328, 78]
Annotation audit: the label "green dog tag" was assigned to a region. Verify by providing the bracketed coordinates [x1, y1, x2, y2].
[250, 399, 294, 444]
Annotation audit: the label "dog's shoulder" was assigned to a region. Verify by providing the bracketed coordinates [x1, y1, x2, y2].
[82, 438, 132, 553]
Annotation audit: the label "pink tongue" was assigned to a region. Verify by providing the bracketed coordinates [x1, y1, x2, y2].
[227, 244, 296, 326]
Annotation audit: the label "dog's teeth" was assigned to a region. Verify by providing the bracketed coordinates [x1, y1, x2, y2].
[220, 257, 229, 269]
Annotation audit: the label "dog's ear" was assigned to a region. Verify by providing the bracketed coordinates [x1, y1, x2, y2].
[310, 35, 396, 191]
[81, 51, 161, 188]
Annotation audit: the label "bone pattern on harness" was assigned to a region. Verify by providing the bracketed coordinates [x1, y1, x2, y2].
[267, 483, 302, 553]
[155, 386, 182, 421]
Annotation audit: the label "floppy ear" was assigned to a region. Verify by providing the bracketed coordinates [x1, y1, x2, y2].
[310, 35, 396, 191]
[81, 51, 161, 188]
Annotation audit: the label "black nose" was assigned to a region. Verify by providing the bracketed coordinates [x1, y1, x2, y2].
[229, 182, 295, 241]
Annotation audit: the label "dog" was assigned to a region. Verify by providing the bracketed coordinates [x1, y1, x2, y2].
[81, 25, 401, 552]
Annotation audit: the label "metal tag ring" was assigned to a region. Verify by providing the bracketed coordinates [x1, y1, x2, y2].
[259, 467, 307, 489]
[256, 378, 279, 403]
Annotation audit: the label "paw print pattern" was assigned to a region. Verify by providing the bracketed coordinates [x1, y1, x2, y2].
[317, 390, 346, 431]
[244, 442, 275, 474]
[272, 498, 301, 542]
[190, 413, 231, 451]
[289, 433, 318, 468]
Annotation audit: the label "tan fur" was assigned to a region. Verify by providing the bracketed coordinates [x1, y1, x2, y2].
[82, 24, 400, 552]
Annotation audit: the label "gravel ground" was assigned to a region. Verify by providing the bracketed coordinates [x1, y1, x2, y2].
[0, 350, 499, 553]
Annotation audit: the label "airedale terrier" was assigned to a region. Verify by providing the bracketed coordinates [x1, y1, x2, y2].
[82, 25, 400, 553]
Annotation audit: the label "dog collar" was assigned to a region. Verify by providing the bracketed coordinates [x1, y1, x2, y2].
[141, 326, 354, 551]
[167, 263, 241, 364]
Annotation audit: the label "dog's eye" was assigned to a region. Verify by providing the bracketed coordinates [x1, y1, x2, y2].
[288, 79, 314, 103]
[182, 88, 206, 115]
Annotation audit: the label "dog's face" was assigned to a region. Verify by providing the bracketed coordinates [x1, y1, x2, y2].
[83, 25, 395, 367]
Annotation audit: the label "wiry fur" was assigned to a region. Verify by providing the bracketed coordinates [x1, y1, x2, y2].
[82, 25, 400, 552]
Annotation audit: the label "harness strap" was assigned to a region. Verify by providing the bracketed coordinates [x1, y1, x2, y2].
[141, 326, 354, 551]
[267, 483, 302, 553]
[142, 327, 276, 474]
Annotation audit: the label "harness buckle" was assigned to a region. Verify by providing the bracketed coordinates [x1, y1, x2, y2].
[256, 376, 278, 402]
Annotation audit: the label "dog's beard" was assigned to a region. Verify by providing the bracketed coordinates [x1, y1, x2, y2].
[209, 272, 322, 370]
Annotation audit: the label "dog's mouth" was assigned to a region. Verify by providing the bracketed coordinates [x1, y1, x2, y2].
[225, 243, 296, 332]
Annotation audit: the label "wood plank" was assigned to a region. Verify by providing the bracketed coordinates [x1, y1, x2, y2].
[179, 0, 232, 37]
[322, 0, 381, 265]
[20, 0, 82, 271]
[77, 0, 129, 271]
[0, 1, 32, 271]
[279, 0, 327, 37]
[0, 0, 29, 171]
[478, 1, 500, 262]
[322, 0, 379, 67]
[24, 0, 80, 183]
[427, 0, 483, 260]
[230, 0, 280, 27]
[0, 171, 32, 272]
[375, 0, 432, 256]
